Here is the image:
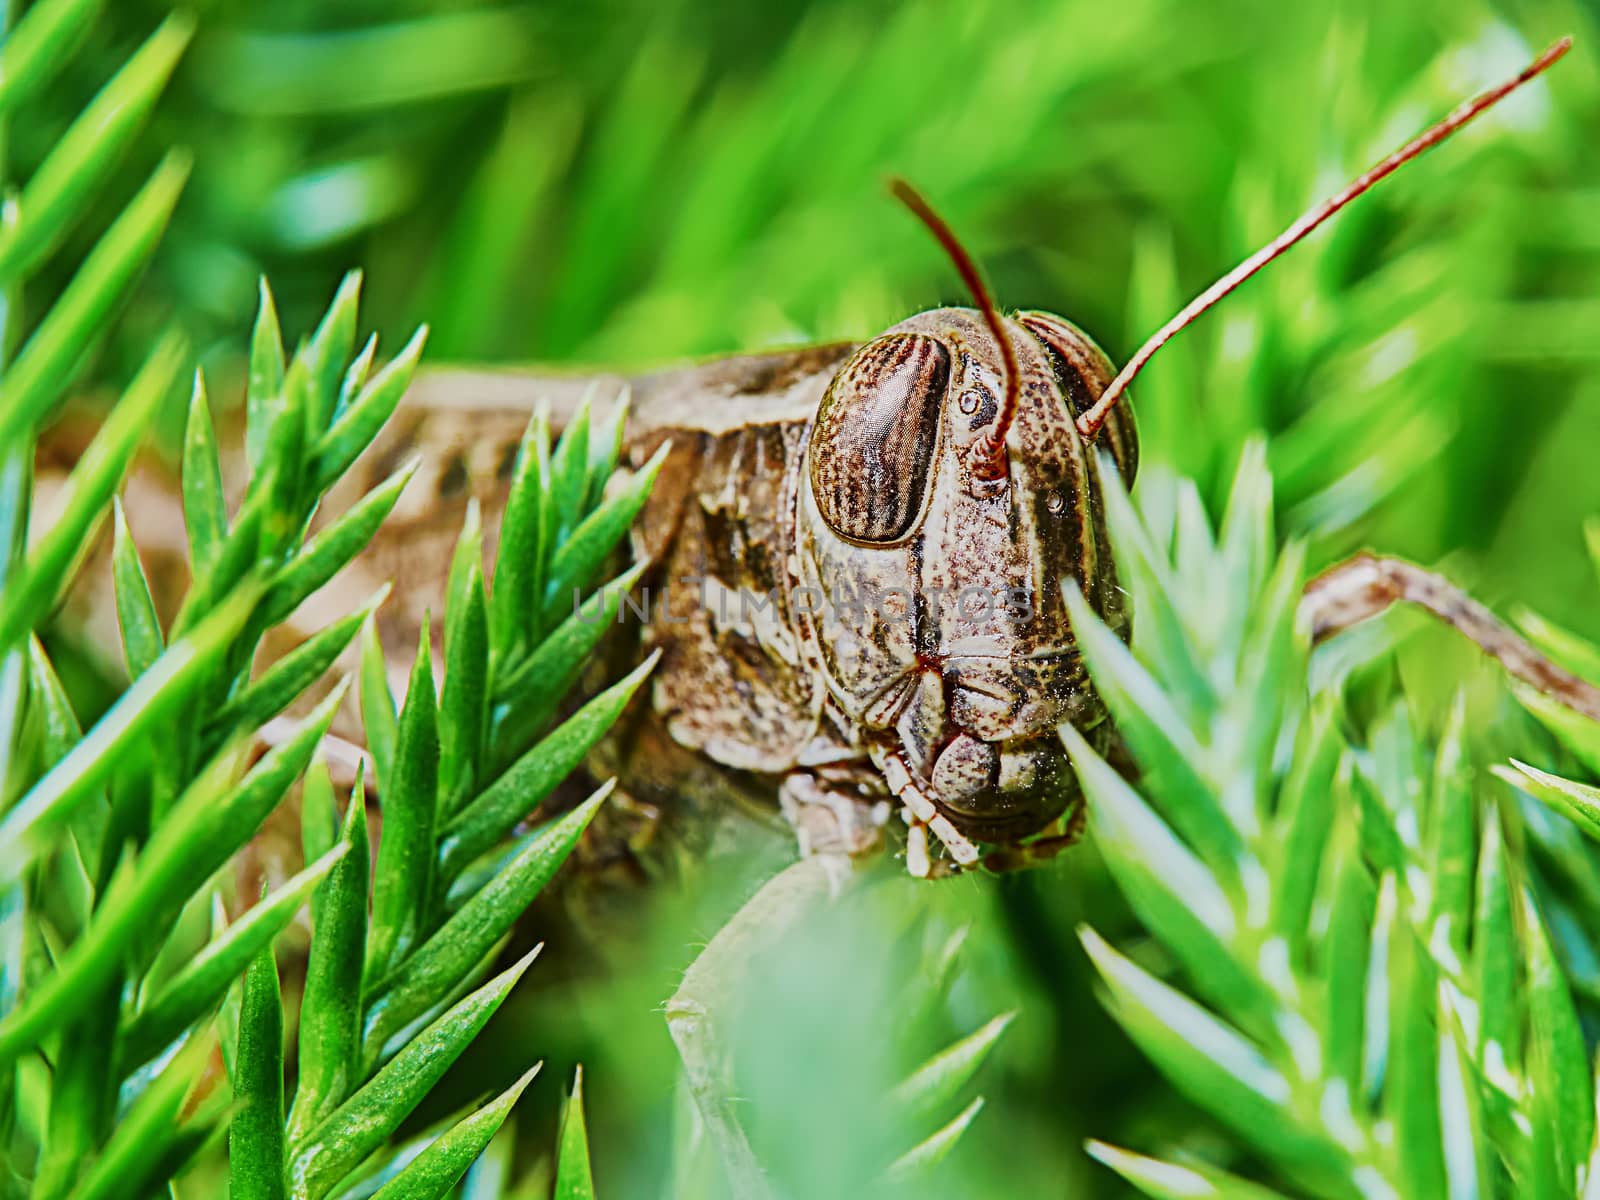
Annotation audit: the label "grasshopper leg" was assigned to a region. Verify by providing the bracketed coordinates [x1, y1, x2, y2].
[665, 854, 855, 1199]
[1300, 552, 1600, 720]
[778, 770, 890, 859]
[904, 819, 931, 878]
[880, 750, 981, 874]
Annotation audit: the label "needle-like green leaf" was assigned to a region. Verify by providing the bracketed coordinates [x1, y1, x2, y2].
[211, 588, 388, 737]
[547, 388, 593, 543]
[0, 682, 344, 1066]
[32, 980, 121, 1198]
[0, 13, 192, 278]
[440, 654, 654, 878]
[1505, 759, 1600, 844]
[1097, 458, 1215, 724]
[259, 458, 418, 627]
[247, 278, 287, 473]
[444, 502, 483, 651]
[488, 407, 549, 665]
[288, 774, 371, 1146]
[1386, 918, 1445, 1199]
[1322, 809, 1374, 1091]
[0, 580, 259, 876]
[884, 1096, 984, 1183]
[490, 560, 646, 764]
[890, 1012, 1013, 1129]
[1080, 928, 1344, 1182]
[183, 370, 228, 579]
[1520, 886, 1591, 1191]
[1473, 813, 1517, 1092]
[1086, 1141, 1291, 1199]
[256, 356, 311, 557]
[1515, 684, 1600, 779]
[1268, 701, 1341, 953]
[25, 636, 84, 767]
[336, 333, 378, 419]
[1063, 580, 1241, 884]
[0, 331, 187, 652]
[360, 615, 399, 793]
[1436, 985, 1494, 1200]
[63, 1032, 215, 1200]
[306, 271, 364, 433]
[366, 781, 608, 1058]
[554, 1065, 595, 1200]
[366, 621, 439, 988]
[1515, 605, 1600, 687]
[288, 947, 539, 1200]
[231, 944, 288, 1200]
[119, 844, 348, 1076]
[0, 0, 99, 117]
[369, 1065, 541, 1200]
[586, 388, 629, 508]
[538, 442, 667, 632]
[174, 487, 270, 637]
[0, 153, 189, 448]
[1065, 722, 1274, 1035]
[440, 554, 489, 815]
[1426, 696, 1475, 961]
[301, 758, 339, 882]
[314, 324, 428, 491]
[111, 496, 164, 679]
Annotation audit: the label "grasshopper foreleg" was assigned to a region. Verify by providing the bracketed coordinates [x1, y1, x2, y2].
[1300, 552, 1600, 720]
[879, 750, 981, 877]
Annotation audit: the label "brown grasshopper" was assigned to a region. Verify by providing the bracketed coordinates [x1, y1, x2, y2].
[342, 36, 1599, 891]
[342, 41, 1600, 1190]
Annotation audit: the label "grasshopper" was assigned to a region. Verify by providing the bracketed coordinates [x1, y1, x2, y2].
[265, 36, 1599, 1194]
[344, 36, 1595, 889]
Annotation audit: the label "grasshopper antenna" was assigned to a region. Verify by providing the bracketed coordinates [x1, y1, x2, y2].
[1076, 35, 1572, 440]
[890, 178, 1019, 480]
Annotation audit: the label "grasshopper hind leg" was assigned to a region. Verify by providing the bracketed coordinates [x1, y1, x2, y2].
[1300, 553, 1600, 720]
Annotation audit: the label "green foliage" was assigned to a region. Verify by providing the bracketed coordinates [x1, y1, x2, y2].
[1, 230, 655, 1192]
[1069, 450, 1600, 1197]
[9, 2, 1600, 1198]
[368, 1066, 542, 1200]
[0, 9, 203, 1192]
[0, 252, 439, 1192]
[245, 383, 653, 1198]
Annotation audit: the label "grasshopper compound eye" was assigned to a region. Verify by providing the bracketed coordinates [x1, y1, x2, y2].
[808, 333, 951, 544]
[1019, 312, 1138, 484]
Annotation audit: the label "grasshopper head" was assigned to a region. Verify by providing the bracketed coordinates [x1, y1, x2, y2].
[796, 306, 1135, 844]
[834, 39, 1576, 856]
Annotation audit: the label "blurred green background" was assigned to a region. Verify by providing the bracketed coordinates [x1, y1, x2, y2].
[24, 0, 1600, 1194]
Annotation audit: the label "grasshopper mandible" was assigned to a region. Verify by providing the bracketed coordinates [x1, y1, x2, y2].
[366, 36, 1599, 884]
